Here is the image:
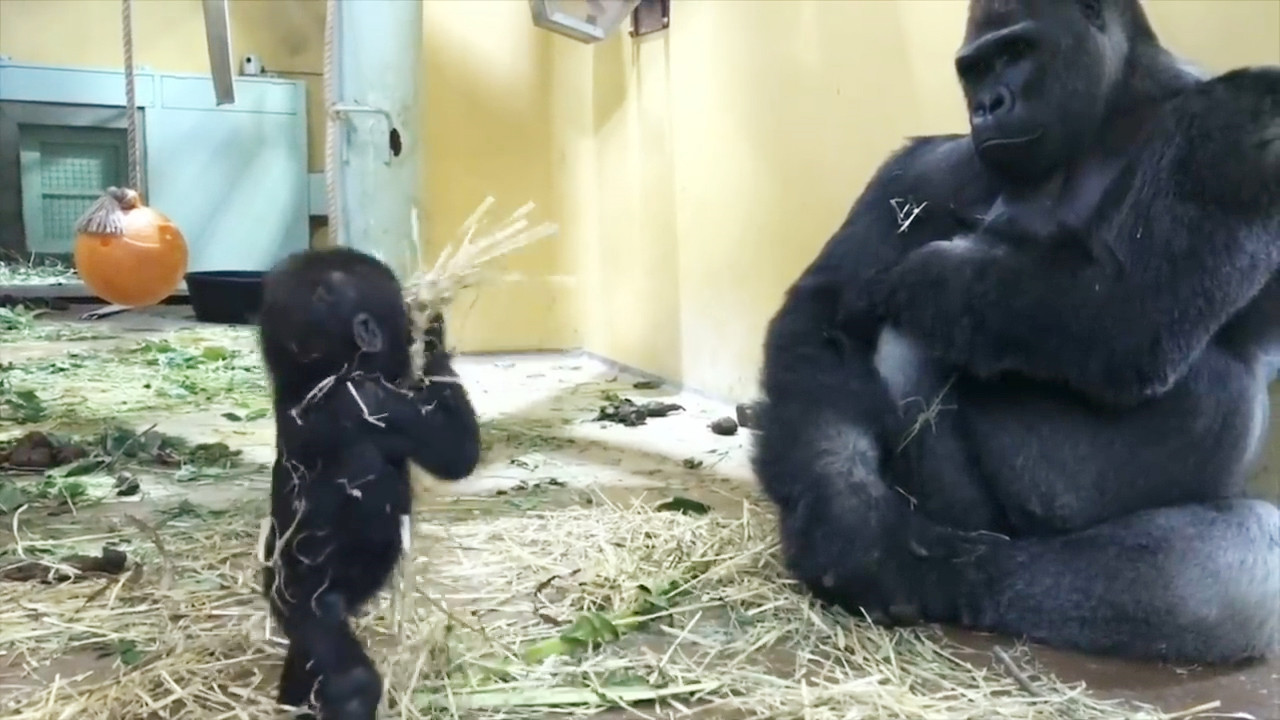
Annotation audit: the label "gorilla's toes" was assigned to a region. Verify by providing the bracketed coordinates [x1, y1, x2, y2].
[321, 665, 381, 720]
[887, 602, 924, 625]
[912, 521, 1006, 561]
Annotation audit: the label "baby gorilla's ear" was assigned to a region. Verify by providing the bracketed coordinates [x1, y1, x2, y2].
[352, 312, 385, 353]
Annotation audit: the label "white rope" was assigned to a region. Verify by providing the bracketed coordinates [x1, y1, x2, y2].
[323, 0, 343, 246]
[121, 0, 142, 191]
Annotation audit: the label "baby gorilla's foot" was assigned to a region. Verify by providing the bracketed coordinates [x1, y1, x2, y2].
[319, 664, 382, 720]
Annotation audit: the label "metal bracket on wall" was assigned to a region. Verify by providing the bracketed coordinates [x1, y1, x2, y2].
[201, 0, 236, 106]
[630, 0, 670, 38]
[329, 103, 396, 165]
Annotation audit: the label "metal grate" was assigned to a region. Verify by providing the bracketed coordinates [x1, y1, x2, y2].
[18, 126, 128, 256]
[39, 143, 120, 249]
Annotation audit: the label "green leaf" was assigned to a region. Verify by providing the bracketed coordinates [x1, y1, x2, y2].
[200, 346, 231, 361]
[96, 639, 145, 667]
[561, 611, 621, 644]
[46, 458, 102, 479]
[56, 480, 89, 500]
[0, 483, 28, 514]
[222, 407, 270, 423]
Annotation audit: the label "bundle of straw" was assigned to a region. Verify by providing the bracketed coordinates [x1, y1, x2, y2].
[391, 197, 557, 643]
[402, 196, 559, 378]
[74, 186, 141, 236]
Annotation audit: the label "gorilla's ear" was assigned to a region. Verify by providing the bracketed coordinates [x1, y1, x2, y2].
[1262, 119, 1280, 172]
[352, 312, 385, 353]
[1077, 0, 1105, 30]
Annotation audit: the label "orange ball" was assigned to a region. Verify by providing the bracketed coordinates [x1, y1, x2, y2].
[74, 203, 189, 308]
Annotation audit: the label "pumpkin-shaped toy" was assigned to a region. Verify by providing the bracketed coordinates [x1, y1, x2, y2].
[73, 188, 188, 308]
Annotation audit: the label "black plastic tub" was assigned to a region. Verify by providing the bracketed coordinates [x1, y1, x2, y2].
[185, 270, 265, 325]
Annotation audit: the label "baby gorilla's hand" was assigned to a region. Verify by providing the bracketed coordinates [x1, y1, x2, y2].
[421, 311, 446, 355]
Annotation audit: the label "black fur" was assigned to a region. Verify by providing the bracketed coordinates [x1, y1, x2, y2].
[755, 0, 1280, 665]
[257, 247, 481, 719]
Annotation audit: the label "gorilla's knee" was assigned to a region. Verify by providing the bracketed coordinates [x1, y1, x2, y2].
[1165, 500, 1279, 663]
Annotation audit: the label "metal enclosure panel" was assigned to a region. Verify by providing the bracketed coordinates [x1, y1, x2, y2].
[146, 77, 310, 273]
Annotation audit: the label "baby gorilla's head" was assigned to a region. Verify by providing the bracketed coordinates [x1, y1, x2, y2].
[258, 247, 412, 402]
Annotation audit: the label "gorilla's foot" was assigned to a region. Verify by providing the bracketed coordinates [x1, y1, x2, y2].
[775, 425, 1001, 627]
[956, 499, 1280, 665]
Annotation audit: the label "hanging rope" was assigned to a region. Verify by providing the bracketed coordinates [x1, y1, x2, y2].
[73, 0, 143, 236]
[121, 0, 142, 191]
[323, 0, 343, 247]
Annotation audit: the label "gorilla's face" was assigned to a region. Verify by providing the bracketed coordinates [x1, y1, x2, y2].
[957, 0, 1124, 185]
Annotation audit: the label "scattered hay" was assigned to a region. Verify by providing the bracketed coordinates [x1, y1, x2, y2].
[403, 197, 559, 377]
[0, 492, 1177, 720]
[0, 258, 78, 287]
[0, 307, 108, 344]
[1, 327, 266, 426]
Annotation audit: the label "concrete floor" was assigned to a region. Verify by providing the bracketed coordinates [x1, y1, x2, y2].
[3, 303, 1278, 719]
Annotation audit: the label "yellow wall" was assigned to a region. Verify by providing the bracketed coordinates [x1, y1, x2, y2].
[4, 0, 1278, 398]
[419, 1, 580, 351]
[557, 0, 1280, 400]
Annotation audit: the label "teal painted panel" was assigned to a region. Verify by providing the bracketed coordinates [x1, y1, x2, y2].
[145, 103, 309, 273]
[17, 138, 44, 252]
[0, 63, 157, 107]
[159, 76, 299, 114]
[0, 61, 310, 270]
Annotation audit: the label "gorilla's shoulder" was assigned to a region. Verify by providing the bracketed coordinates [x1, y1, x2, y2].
[865, 133, 989, 200]
[1154, 66, 1280, 205]
[892, 134, 979, 173]
[1170, 66, 1280, 125]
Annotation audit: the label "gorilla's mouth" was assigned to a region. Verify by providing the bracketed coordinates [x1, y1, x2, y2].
[978, 129, 1044, 149]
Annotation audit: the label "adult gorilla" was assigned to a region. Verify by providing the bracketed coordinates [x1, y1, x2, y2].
[754, 0, 1280, 665]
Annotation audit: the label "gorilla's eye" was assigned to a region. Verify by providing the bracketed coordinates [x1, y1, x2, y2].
[1078, 0, 1104, 29]
[1005, 38, 1034, 63]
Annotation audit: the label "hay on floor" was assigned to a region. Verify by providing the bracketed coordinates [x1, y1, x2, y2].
[0, 491, 1179, 720]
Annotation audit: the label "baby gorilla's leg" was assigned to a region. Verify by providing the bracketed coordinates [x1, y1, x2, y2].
[272, 567, 382, 720]
[277, 644, 316, 710]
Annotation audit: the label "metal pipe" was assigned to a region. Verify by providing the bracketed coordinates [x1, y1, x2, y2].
[331, 0, 422, 279]
[201, 0, 236, 105]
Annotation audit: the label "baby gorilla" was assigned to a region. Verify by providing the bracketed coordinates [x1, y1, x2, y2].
[256, 247, 481, 719]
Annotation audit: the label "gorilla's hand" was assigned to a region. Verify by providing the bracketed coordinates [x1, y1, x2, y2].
[421, 311, 447, 356]
[414, 311, 458, 383]
[867, 239, 991, 369]
[869, 237, 1171, 404]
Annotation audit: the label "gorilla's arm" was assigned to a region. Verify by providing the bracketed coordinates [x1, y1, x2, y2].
[758, 132, 996, 505]
[875, 68, 1280, 406]
[762, 134, 992, 405]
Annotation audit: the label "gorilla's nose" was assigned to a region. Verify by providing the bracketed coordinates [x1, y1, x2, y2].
[971, 86, 1015, 123]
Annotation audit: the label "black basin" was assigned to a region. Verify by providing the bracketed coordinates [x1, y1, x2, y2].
[185, 270, 265, 325]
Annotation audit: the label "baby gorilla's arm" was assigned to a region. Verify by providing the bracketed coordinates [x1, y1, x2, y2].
[343, 370, 481, 482]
